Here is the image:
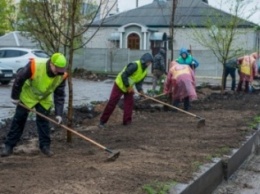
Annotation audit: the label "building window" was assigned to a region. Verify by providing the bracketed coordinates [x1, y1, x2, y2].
[127, 33, 140, 50]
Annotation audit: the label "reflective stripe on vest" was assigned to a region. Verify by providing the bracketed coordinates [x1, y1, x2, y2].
[20, 59, 66, 110]
[115, 60, 147, 92]
[170, 65, 190, 80]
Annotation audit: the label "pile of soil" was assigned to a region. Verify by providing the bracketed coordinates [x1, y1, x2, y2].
[73, 68, 109, 81]
[0, 87, 259, 194]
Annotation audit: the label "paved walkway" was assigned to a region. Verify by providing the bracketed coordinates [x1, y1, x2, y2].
[213, 154, 260, 194]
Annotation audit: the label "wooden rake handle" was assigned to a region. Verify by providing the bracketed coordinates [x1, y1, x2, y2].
[136, 91, 198, 118]
[18, 102, 112, 153]
[139, 93, 166, 102]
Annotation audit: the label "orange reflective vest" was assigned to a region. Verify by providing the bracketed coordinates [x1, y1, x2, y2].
[170, 64, 190, 80]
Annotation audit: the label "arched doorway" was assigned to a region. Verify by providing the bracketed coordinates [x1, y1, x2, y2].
[127, 33, 140, 50]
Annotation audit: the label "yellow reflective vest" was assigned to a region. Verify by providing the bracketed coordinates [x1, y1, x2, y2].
[115, 60, 147, 92]
[20, 59, 67, 110]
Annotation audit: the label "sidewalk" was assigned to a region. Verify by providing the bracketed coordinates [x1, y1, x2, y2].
[213, 154, 260, 194]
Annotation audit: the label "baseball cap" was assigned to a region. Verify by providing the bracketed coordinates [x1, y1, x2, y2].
[51, 53, 67, 73]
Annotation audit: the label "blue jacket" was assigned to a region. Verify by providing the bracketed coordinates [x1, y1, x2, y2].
[176, 48, 199, 69]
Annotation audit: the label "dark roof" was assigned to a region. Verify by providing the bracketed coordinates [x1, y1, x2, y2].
[92, 0, 256, 28]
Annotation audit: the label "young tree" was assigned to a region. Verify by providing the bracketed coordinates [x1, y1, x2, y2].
[17, 0, 117, 141]
[169, 0, 178, 61]
[0, 0, 16, 35]
[192, 0, 258, 91]
[106, 40, 119, 73]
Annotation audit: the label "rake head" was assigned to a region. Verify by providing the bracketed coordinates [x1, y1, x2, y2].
[197, 118, 206, 128]
[105, 150, 120, 162]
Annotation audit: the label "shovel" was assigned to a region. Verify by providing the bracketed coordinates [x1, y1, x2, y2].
[18, 102, 120, 162]
[136, 92, 205, 128]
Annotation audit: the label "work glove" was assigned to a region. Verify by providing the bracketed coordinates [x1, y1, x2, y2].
[127, 87, 134, 93]
[11, 99, 19, 105]
[55, 116, 62, 124]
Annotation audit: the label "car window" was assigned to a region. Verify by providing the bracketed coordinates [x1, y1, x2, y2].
[0, 50, 5, 58]
[3, 50, 28, 58]
[32, 50, 50, 58]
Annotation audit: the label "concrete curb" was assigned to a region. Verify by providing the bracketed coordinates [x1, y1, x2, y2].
[223, 131, 259, 180]
[169, 128, 260, 194]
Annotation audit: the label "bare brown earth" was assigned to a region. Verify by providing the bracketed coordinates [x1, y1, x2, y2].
[0, 86, 259, 194]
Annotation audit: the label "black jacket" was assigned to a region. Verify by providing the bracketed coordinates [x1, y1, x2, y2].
[153, 50, 165, 72]
[225, 58, 238, 69]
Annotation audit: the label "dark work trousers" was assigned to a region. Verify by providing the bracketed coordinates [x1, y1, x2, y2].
[237, 80, 249, 93]
[152, 69, 164, 91]
[173, 97, 190, 111]
[224, 67, 236, 91]
[100, 83, 134, 125]
[5, 103, 51, 150]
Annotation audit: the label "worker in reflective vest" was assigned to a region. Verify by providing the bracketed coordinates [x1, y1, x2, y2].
[1, 53, 67, 157]
[99, 53, 154, 128]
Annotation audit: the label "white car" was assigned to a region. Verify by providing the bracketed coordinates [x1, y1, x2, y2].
[0, 47, 50, 73]
[0, 64, 16, 85]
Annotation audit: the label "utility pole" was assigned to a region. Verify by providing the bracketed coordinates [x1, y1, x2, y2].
[169, 0, 178, 60]
[136, 0, 138, 8]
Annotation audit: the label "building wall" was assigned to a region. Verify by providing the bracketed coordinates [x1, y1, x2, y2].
[173, 28, 256, 51]
[84, 27, 116, 48]
[154, 28, 256, 51]
[85, 26, 257, 52]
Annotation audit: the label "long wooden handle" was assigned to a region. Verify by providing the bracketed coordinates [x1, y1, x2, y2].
[139, 93, 166, 102]
[136, 91, 198, 118]
[18, 103, 108, 151]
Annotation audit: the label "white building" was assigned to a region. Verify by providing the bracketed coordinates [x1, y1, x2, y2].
[86, 0, 258, 54]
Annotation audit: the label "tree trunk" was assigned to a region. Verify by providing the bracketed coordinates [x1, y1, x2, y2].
[221, 64, 226, 93]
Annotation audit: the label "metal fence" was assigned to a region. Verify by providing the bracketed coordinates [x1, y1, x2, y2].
[73, 48, 226, 78]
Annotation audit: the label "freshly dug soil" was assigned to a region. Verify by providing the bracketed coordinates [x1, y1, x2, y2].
[0, 87, 259, 194]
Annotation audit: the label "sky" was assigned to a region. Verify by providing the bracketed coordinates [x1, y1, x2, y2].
[117, 0, 260, 24]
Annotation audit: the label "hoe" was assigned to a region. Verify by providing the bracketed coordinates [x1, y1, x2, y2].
[18, 103, 120, 162]
[137, 92, 205, 128]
